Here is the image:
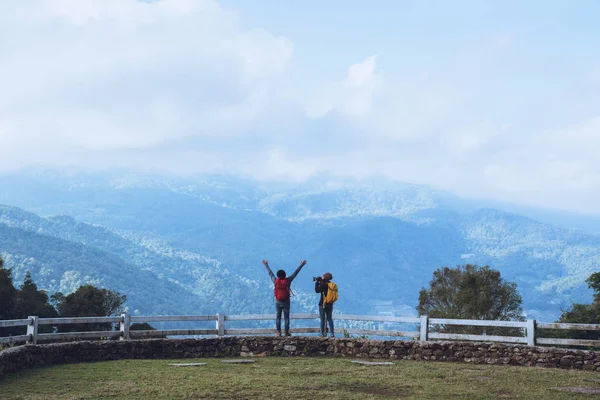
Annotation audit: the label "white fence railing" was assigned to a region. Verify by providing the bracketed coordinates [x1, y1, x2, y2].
[1, 314, 599, 349]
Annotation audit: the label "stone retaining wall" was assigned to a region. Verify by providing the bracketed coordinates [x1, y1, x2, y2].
[1, 337, 599, 377]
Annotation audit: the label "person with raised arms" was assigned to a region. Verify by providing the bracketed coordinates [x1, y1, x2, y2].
[262, 259, 307, 336]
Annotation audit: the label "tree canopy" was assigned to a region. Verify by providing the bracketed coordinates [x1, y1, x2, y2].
[52, 284, 126, 332]
[53, 284, 126, 318]
[555, 271, 600, 340]
[0, 257, 18, 336]
[16, 271, 58, 319]
[15, 271, 58, 333]
[0, 257, 17, 321]
[417, 264, 524, 333]
[0, 256, 127, 337]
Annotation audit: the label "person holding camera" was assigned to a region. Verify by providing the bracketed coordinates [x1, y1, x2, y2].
[314, 272, 338, 338]
[262, 259, 307, 337]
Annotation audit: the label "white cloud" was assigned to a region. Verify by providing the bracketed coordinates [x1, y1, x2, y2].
[305, 55, 381, 118]
[0, 0, 292, 160]
[0, 1, 599, 214]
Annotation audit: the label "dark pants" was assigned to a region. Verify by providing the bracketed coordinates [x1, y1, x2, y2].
[275, 300, 290, 333]
[319, 304, 334, 336]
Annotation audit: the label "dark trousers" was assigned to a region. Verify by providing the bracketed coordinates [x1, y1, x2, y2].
[275, 301, 290, 333]
[319, 304, 334, 336]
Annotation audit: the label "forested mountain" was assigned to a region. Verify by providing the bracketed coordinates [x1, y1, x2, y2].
[0, 205, 292, 316]
[0, 222, 207, 315]
[0, 170, 599, 321]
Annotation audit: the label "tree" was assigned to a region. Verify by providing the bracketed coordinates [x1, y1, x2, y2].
[15, 271, 58, 317]
[52, 284, 126, 332]
[130, 322, 165, 339]
[417, 264, 524, 334]
[554, 272, 600, 340]
[0, 257, 17, 320]
[0, 257, 18, 337]
[130, 323, 156, 331]
[15, 271, 58, 333]
[586, 271, 600, 302]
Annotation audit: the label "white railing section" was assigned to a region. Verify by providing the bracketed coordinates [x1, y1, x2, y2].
[427, 318, 530, 344]
[535, 322, 600, 348]
[0, 314, 598, 349]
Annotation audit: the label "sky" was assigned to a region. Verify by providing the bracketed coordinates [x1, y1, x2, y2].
[0, 0, 599, 213]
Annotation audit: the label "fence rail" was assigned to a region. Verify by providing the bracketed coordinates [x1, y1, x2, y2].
[1, 313, 598, 350]
[131, 315, 216, 323]
[37, 331, 123, 342]
[429, 318, 527, 328]
[537, 322, 600, 331]
[38, 317, 122, 325]
[0, 334, 30, 344]
[0, 319, 31, 328]
[429, 333, 527, 344]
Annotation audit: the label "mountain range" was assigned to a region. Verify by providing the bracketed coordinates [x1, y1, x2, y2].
[1, 170, 599, 322]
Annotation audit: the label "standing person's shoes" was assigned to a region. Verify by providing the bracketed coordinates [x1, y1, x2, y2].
[277, 332, 282, 337]
[285, 331, 292, 336]
[330, 334, 335, 338]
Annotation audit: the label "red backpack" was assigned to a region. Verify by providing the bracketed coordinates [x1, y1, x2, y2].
[274, 278, 292, 301]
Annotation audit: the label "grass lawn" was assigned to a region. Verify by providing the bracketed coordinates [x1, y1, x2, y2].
[1, 357, 600, 399]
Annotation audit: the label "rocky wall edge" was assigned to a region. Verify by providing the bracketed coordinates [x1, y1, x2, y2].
[1, 337, 598, 378]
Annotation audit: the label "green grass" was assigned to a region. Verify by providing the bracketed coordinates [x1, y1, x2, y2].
[1, 357, 600, 399]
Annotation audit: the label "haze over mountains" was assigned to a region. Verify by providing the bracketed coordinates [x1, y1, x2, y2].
[1, 170, 599, 322]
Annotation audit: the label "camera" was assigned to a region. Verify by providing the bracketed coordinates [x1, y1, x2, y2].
[312, 276, 322, 282]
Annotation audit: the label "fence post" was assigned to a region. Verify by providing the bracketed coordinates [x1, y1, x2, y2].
[120, 313, 130, 340]
[26, 316, 39, 345]
[526, 319, 536, 346]
[420, 315, 429, 342]
[216, 313, 225, 337]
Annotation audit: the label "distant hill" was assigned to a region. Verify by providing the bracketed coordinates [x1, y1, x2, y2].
[0, 204, 302, 316]
[0, 221, 207, 315]
[0, 170, 599, 321]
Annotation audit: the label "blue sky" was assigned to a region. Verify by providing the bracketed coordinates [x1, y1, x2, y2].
[0, 0, 599, 213]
